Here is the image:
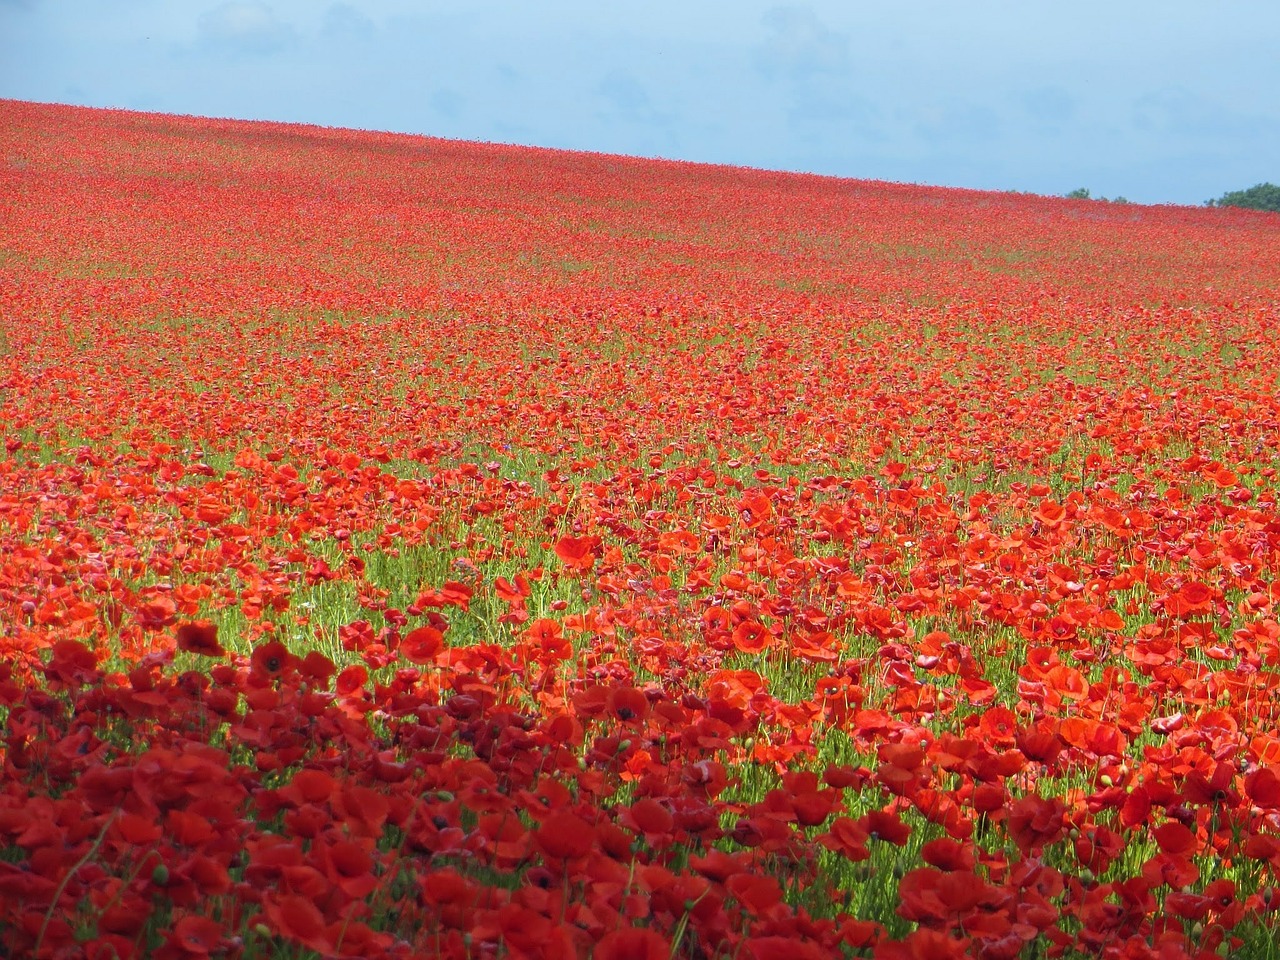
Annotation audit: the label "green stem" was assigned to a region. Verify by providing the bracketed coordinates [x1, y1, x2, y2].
[35, 809, 119, 957]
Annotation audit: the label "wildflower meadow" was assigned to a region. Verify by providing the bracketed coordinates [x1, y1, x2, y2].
[3, 99, 1280, 959]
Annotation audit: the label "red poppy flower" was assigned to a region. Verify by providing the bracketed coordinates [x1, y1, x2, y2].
[744, 937, 827, 960]
[978, 706, 1018, 746]
[1164, 581, 1214, 618]
[175, 621, 224, 657]
[920, 838, 976, 872]
[863, 808, 911, 845]
[1142, 851, 1199, 889]
[333, 784, 389, 837]
[732, 621, 773, 654]
[594, 928, 669, 960]
[298, 651, 336, 684]
[1247, 766, 1280, 807]
[1203, 878, 1236, 910]
[401, 625, 444, 664]
[278, 768, 336, 807]
[318, 838, 378, 899]
[494, 573, 531, 604]
[137, 594, 179, 629]
[335, 664, 367, 697]
[554, 534, 598, 571]
[1016, 723, 1063, 765]
[1045, 615, 1077, 643]
[727, 872, 784, 914]
[1153, 820, 1197, 857]
[260, 895, 331, 954]
[1007, 795, 1066, 853]
[44, 639, 99, 687]
[609, 685, 650, 723]
[878, 928, 971, 959]
[822, 816, 871, 861]
[658, 529, 700, 555]
[1033, 498, 1065, 528]
[897, 867, 990, 924]
[415, 580, 474, 610]
[536, 810, 594, 860]
[250, 640, 292, 678]
[525, 618, 572, 661]
[170, 915, 224, 955]
[1183, 761, 1240, 806]
[625, 798, 674, 842]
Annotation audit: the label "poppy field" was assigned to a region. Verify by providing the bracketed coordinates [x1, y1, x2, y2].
[5, 99, 1280, 959]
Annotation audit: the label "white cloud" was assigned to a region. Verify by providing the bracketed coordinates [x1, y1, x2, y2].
[198, 2, 295, 57]
[321, 3, 374, 41]
[755, 5, 851, 81]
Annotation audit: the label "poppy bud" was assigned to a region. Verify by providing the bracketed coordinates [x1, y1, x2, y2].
[253, 924, 272, 938]
[436, 790, 454, 801]
[1100, 774, 1113, 787]
[151, 864, 169, 886]
[617, 739, 632, 753]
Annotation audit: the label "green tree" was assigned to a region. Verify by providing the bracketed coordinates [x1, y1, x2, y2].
[1207, 182, 1280, 212]
[1065, 187, 1091, 200]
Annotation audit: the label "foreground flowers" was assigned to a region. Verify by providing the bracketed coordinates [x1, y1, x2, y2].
[2, 99, 1280, 957]
[6, 634, 1279, 958]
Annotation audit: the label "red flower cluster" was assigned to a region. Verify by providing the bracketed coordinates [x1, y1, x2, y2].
[3, 99, 1280, 957]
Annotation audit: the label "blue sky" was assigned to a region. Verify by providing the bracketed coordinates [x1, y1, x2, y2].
[2, 0, 1277, 205]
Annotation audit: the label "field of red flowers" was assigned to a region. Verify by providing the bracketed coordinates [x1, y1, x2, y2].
[3, 99, 1280, 959]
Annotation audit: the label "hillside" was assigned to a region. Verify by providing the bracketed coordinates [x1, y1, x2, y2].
[3, 99, 1280, 959]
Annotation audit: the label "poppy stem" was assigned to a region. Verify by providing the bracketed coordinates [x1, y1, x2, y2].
[94, 846, 162, 939]
[35, 808, 119, 958]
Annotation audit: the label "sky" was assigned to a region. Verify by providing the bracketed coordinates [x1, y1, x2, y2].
[2, 0, 1277, 206]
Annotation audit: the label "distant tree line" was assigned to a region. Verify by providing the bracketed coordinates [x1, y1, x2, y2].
[1204, 183, 1280, 213]
[1064, 182, 1279, 212]
[1064, 187, 1129, 204]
